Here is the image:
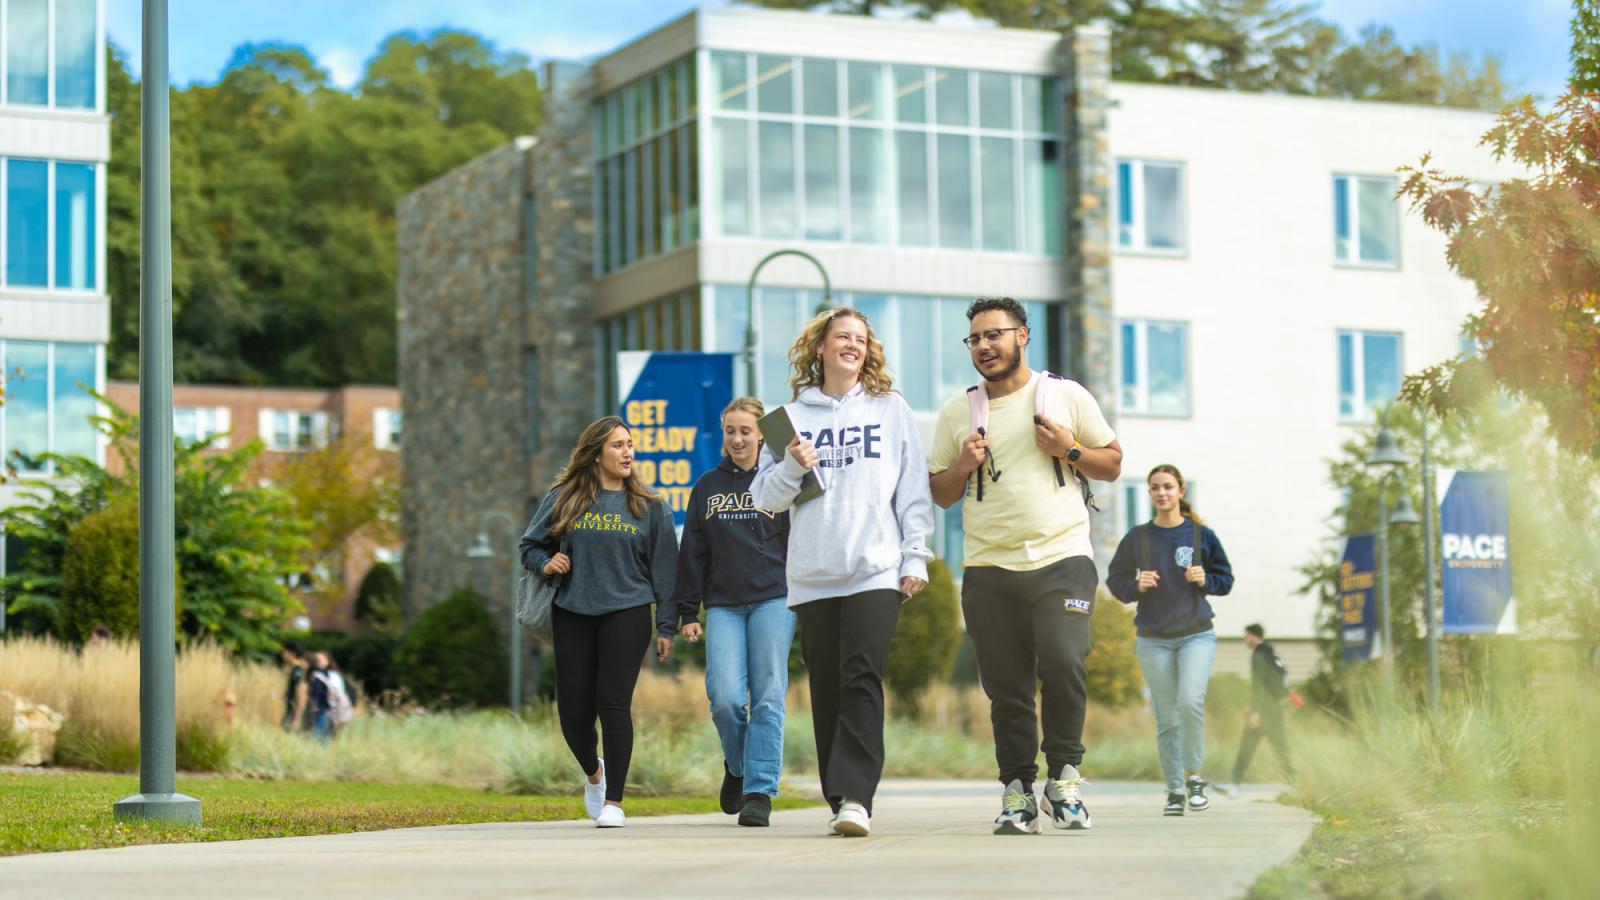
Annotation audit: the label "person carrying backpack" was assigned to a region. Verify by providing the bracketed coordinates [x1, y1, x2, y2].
[1220, 624, 1294, 795]
[928, 297, 1123, 836]
[1106, 465, 1234, 817]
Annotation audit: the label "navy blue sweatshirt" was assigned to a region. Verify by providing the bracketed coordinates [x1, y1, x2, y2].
[1106, 518, 1234, 638]
[663, 458, 789, 637]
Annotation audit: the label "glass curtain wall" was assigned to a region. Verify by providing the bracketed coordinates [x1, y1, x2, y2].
[705, 51, 1061, 255]
[593, 55, 699, 276]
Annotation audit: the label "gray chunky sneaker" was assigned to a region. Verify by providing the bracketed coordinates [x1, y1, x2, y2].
[993, 779, 1043, 835]
[1042, 766, 1092, 830]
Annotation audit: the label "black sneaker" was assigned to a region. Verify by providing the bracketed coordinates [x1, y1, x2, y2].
[1163, 792, 1186, 816]
[720, 763, 743, 815]
[1186, 776, 1210, 812]
[737, 792, 771, 827]
[993, 779, 1043, 835]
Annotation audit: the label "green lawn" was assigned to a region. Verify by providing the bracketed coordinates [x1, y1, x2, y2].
[0, 773, 817, 857]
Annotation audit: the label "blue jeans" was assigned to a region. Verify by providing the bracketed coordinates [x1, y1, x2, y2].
[1135, 629, 1217, 793]
[705, 598, 796, 797]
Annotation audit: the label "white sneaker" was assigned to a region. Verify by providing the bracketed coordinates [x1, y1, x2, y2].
[583, 759, 606, 819]
[827, 811, 841, 835]
[834, 799, 870, 837]
[595, 804, 626, 828]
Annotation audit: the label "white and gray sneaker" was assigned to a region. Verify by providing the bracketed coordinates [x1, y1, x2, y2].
[834, 799, 871, 837]
[1186, 775, 1210, 811]
[595, 804, 626, 828]
[583, 759, 607, 819]
[993, 779, 1044, 835]
[1042, 766, 1093, 830]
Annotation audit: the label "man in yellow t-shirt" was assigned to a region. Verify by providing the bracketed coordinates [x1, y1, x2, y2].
[928, 297, 1123, 836]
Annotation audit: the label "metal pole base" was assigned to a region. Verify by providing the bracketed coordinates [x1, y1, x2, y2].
[113, 793, 203, 825]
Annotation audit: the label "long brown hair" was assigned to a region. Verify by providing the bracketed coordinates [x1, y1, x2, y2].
[720, 396, 765, 458]
[1148, 464, 1203, 525]
[786, 307, 894, 400]
[550, 416, 658, 535]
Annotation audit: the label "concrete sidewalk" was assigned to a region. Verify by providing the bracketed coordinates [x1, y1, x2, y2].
[0, 780, 1311, 899]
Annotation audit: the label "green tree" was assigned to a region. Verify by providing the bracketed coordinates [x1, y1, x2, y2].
[395, 587, 508, 709]
[355, 561, 404, 635]
[276, 438, 399, 620]
[886, 558, 964, 716]
[61, 502, 145, 643]
[1086, 589, 1142, 707]
[0, 403, 306, 657]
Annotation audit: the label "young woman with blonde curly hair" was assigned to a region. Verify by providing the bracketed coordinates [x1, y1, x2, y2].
[519, 416, 679, 829]
[751, 307, 935, 838]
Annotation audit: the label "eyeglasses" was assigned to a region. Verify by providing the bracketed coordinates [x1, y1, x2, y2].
[961, 327, 1022, 349]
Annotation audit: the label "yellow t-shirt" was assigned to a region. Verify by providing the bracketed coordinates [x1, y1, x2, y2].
[929, 371, 1116, 571]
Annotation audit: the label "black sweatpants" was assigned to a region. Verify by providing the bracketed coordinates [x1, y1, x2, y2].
[796, 589, 901, 815]
[1232, 706, 1293, 783]
[961, 555, 1097, 786]
[552, 603, 653, 804]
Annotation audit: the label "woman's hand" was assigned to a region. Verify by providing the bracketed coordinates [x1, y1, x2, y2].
[1185, 565, 1206, 587]
[788, 435, 819, 471]
[655, 636, 675, 663]
[542, 553, 571, 577]
[1137, 569, 1160, 592]
[900, 576, 927, 598]
[682, 622, 703, 643]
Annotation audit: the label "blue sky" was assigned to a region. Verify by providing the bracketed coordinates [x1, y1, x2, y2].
[106, 1, 1573, 99]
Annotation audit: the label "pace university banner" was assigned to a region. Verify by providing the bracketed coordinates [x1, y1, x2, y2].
[1437, 469, 1515, 634]
[1339, 533, 1378, 662]
[616, 352, 734, 529]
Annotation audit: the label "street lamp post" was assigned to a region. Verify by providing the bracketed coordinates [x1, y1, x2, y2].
[467, 511, 525, 713]
[1419, 412, 1440, 710]
[1365, 411, 1415, 691]
[744, 250, 832, 398]
[114, 0, 201, 826]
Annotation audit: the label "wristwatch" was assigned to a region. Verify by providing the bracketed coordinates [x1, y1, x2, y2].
[1066, 442, 1082, 464]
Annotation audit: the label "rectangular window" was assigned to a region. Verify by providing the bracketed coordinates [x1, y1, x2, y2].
[755, 55, 793, 115]
[711, 51, 748, 111]
[657, 133, 677, 252]
[1120, 482, 1154, 535]
[683, 124, 700, 241]
[55, 0, 97, 109]
[1023, 140, 1061, 255]
[4, 341, 50, 471]
[0, 340, 98, 473]
[1119, 320, 1190, 416]
[373, 408, 402, 451]
[757, 120, 796, 239]
[936, 133, 973, 249]
[261, 409, 329, 452]
[848, 127, 889, 244]
[803, 124, 841, 241]
[1116, 159, 1186, 253]
[979, 137, 1017, 251]
[6, 0, 48, 105]
[7, 159, 48, 287]
[1334, 174, 1399, 265]
[934, 68, 969, 126]
[802, 58, 838, 117]
[846, 62, 884, 120]
[173, 406, 231, 448]
[977, 72, 1012, 131]
[54, 162, 94, 289]
[893, 65, 927, 124]
[1337, 330, 1402, 421]
[895, 131, 930, 246]
[52, 342, 96, 459]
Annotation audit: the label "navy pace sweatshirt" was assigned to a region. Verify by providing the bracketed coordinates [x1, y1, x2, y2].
[662, 458, 789, 637]
[1106, 518, 1234, 638]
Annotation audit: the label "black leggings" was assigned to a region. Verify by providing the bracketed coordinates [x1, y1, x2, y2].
[553, 603, 653, 804]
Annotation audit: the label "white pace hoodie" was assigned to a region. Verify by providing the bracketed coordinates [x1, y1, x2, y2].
[751, 383, 935, 607]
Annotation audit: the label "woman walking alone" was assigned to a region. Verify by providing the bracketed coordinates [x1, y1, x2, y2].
[752, 307, 935, 838]
[1107, 465, 1233, 817]
[520, 416, 679, 829]
[658, 397, 794, 828]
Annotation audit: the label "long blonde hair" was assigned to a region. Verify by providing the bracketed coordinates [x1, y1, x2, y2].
[550, 416, 659, 535]
[720, 396, 765, 457]
[786, 307, 894, 399]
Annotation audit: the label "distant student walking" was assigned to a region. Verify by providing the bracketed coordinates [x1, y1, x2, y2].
[520, 416, 679, 829]
[752, 307, 935, 838]
[658, 397, 794, 828]
[1223, 624, 1294, 794]
[1107, 465, 1234, 817]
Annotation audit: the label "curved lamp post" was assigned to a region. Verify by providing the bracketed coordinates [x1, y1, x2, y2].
[1364, 409, 1420, 690]
[744, 249, 832, 398]
[466, 511, 526, 713]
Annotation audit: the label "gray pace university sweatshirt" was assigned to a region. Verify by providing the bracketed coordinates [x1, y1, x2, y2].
[751, 383, 934, 607]
[519, 489, 678, 631]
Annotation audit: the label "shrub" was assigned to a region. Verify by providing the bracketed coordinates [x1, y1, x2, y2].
[59, 502, 184, 644]
[395, 588, 508, 709]
[342, 633, 402, 701]
[886, 558, 963, 716]
[355, 562, 403, 634]
[1086, 592, 1142, 708]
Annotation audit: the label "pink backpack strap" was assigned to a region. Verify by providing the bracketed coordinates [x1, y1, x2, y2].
[966, 384, 990, 501]
[1036, 371, 1067, 488]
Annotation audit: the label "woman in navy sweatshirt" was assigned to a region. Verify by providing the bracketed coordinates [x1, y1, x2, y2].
[657, 397, 792, 828]
[1107, 464, 1234, 818]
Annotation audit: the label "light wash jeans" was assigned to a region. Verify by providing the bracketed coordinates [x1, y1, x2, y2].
[1135, 629, 1217, 793]
[705, 597, 796, 797]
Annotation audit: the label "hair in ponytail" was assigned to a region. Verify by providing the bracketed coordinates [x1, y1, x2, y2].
[1148, 464, 1203, 525]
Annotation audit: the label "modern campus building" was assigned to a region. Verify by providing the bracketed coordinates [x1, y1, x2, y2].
[0, 0, 108, 627]
[397, 7, 1514, 672]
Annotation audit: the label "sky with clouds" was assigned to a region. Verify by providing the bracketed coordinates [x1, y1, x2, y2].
[105, 0, 1573, 99]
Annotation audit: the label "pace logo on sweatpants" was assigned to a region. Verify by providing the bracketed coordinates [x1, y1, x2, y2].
[1062, 597, 1092, 615]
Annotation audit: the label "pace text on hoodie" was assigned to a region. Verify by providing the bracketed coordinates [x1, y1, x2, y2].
[750, 383, 935, 607]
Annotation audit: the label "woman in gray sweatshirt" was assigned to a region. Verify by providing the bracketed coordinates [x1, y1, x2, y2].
[520, 415, 678, 829]
[751, 307, 935, 838]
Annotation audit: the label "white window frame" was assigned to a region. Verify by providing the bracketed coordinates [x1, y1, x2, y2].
[173, 405, 230, 448]
[373, 407, 401, 451]
[1116, 158, 1187, 255]
[1333, 173, 1400, 268]
[259, 408, 329, 452]
[1337, 329, 1403, 423]
[1118, 319, 1191, 417]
